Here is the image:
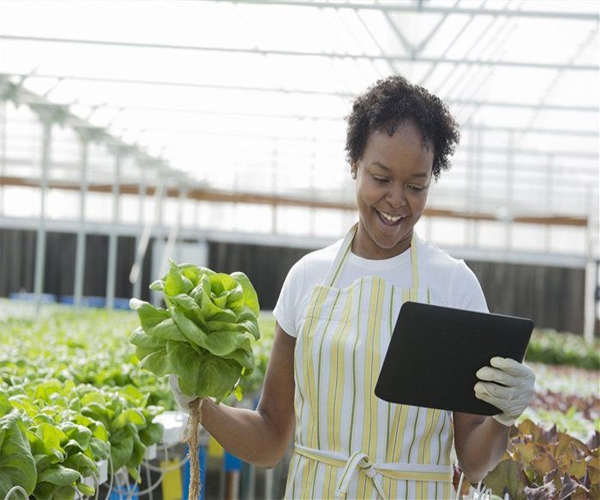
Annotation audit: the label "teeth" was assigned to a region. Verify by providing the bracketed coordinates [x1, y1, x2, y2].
[380, 211, 403, 222]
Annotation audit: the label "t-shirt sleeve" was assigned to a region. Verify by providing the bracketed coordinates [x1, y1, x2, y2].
[273, 257, 305, 338]
[447, 260, 489, 313]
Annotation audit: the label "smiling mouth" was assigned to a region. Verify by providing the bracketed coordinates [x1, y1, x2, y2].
[376, 209, 405, 225]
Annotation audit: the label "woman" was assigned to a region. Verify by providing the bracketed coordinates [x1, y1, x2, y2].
[172, 75, 535, 499]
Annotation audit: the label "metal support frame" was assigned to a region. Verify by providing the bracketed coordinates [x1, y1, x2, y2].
[105, 147, 122, 309]
[229, 1, 599, 22]
[159, 182, 188, 277]
[129, 165, 163, 290]
[584, 191, 600, 343]
[132, 162, 147, 300]
[1, 35, 597, 71]
[544, 155, 554, 252]
[504, 131, 515, 250]
[33, 119, 52, 307]
[4, 72, 598, 115]
[73, 135, 89, 307]
[0, 101, 6, 218]
[271, 144, 278, 235]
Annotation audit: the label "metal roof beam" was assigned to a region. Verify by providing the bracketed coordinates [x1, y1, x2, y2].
[228, 1, 600, 21]
[2, 73, 596, 113]
[47, 103, 595, 137]
[1, 35, 597, 71]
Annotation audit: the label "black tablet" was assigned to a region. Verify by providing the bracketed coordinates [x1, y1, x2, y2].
[374, 301, 533, 415]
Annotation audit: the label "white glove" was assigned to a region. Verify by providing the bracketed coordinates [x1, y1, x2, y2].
[169, 374, 198, 412]
[474, 357, 535, 427]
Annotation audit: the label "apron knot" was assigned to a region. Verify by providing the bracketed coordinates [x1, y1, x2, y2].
[335, 451, 387, 500]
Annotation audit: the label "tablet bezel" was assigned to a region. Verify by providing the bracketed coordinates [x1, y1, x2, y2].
[374, 301, 533, 415]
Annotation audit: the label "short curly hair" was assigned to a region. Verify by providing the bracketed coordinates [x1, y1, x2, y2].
[345, 75, 460, 180]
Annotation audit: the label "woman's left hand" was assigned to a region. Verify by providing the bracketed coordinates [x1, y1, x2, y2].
[474, 357, 535, 426]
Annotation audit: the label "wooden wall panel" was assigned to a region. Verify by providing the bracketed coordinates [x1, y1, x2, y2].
[0, 228, 595, 335]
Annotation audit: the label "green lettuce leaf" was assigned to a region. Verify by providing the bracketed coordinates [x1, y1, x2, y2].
[37, 464, 81, 486]
[231, 272, 260, 317]
[0, 411, 37, 497]
[130, 263, 261, 403]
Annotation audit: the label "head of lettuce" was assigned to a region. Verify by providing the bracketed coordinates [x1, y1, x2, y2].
[129, 261, 260, 404]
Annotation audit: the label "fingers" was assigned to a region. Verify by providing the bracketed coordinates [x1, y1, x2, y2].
[474, 358, 536, 427]
[477, 357, 535, 384]
[490, 356, 527, 377]
[475, 365, 517, 387]
[474, 381, 513, 402]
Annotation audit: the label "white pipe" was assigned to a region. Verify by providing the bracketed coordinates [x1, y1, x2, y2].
[33, 119, 51, 308]
[106, 150, 121, 309]
[0, 101, 6, 217]
[129, 180, 164, 286]
[264, 468, 273, 500]
[132, 171, 146, 299]
[159, 186, 187, 277]
[73, 137, 89, 307]
[583, 189, 599, 343]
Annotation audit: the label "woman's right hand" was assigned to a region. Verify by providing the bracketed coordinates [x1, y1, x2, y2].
[169, 374, 198, 412]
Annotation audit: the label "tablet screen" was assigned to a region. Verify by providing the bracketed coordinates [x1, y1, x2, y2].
[374, 301, 533, 415]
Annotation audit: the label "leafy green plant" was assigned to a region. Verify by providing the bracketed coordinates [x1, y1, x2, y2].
[0, 384, 107, 499]
[129, 261, 261, 499]
[0, 402, 37, 498]
[77, 384, 163, 480]
[526, 329, 600, 370]
[0, 380, 164, 497]
[129, 261, 261, 403]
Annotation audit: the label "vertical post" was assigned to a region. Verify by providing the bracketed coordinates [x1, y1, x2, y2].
[309, 135, 316, 237]
[223, 452, 242, 500]
[264, 468, 274, 500]
[132, 161, 146, 300]
[33, 118, 52, 307]
[151, 171, 167, 306]
[473, 125, 483, 247]
[233, 166, 239, 234]
[160, 184, 187, 277]
[0, 101, 6, 217]
[505, 131, 515, 250]
[73, 136, 89, 307]
[271, 144, 278, 234]
[466, 127, 475, 246]
[194, 195, 201, 232]
[544, 155, 554, 252]
[584, 188, 599, 344]
[106, 147, 121, 309]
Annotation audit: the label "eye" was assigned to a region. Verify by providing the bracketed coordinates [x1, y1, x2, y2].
[372, 175, 389, 185]
[408, 184, 426, 193]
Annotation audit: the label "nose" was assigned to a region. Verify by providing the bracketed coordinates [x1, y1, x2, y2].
[386, 183, 406, 209]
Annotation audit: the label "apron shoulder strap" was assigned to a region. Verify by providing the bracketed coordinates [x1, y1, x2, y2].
[324, 223, 357, 288]
[324, 224, 421, 290]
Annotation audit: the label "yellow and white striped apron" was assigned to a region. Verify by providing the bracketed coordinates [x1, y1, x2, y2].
[285, 225, 454, 499]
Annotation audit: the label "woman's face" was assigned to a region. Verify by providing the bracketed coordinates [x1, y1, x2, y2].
[352, 120, 434, 260]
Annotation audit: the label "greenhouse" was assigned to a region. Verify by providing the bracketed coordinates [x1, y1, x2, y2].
[0, 1, 598, 499]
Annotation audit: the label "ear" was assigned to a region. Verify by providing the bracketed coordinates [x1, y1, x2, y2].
[350, 164, 357, 180]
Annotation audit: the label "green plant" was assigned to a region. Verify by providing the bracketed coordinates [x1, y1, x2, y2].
[526, 330, 600, 370]
[129, 261, 261, 403]
[129, 261, 262, 499]
[0, 405, 37, 498]
[0, 306, 168, 497]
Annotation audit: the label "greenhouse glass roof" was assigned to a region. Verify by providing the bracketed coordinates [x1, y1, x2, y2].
[0, 0, 598, 249]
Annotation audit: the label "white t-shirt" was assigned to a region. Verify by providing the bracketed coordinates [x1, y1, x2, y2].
[273, 232, 488, 338]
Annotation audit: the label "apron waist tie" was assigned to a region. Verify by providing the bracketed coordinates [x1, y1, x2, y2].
[294, 444, 452, 500]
